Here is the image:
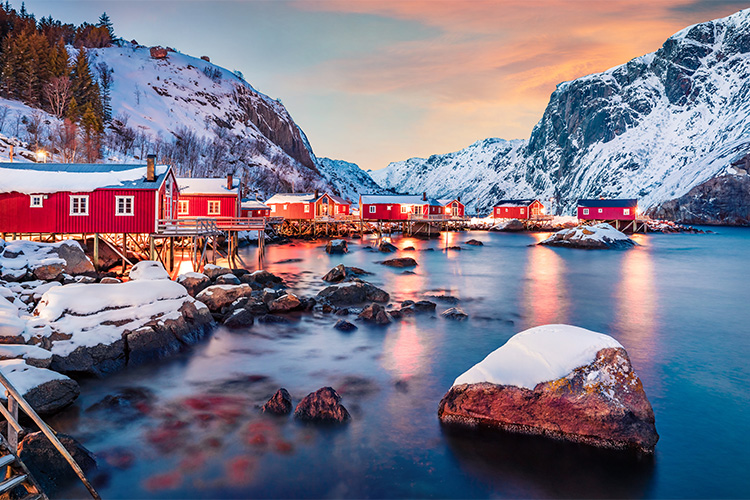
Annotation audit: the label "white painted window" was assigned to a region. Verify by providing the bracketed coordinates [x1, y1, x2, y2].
[445, 207, 451, 214]
[623, 208, 631, 216]
[598, 208, 603, 214]
[30, 195, 43, 208]
[369, 205, 376, 214]
[178, 200, 189, 215]
[116, 196, 134, 216]
[271, 205, 276, 213]
[583, 208, 590, 215]
[283, 204, 288, 210]
[401, 206, 407, 214]
[386, 205, 392, 210]
[304, 204, 310, 213]
[70, 195, 89, 216]
[520, 208, 525, 214]
[208, 200, 221, 215]
[505, 208, 509, 212]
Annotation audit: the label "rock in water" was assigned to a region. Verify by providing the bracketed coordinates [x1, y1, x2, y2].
[465, 239, 484, 246]
[438, 325, 658, 453]
[269, 293, 302, 313]
[18, 431, 97, 495]
[441, 307, 468, 320]
[539, 223, 636, 249]
[358, 303, 392, 325]
[294, 387, 350, 423]
[262, 388, 293, 415]
[333, 319, 357, 331]
[176, 272, 211, 297]
[322, 264, 347, 282]
[326, 239, 348, 254]
[380, 257, 418, 268]
[378, 241, 398, 252]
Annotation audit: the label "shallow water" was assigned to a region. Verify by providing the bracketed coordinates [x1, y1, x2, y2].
[53, 229, 750, 498]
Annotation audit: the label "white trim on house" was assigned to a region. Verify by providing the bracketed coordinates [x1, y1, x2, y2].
[70, 195, 89, 216]
[115, 196, 134, 216]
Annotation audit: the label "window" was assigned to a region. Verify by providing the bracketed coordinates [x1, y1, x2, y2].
[401, 206, 407, 214]
[70, 195, 89, 215]
[116, 196, 134, 216]
[386, 205, 392, 210]
[30, 195, 43, 208]
[520, 208, 525, 214]
[369, 205, 376, 213]
[445, 207, 451, 214]
[623, 208, 631, 216]
[304, 204, 310, 213]
[283, 204, 288, 210]
[583, 208, 590, 215]
[208, 200, 221, 215]
[178, 200, 189, 215]
[598, 208, 603, 214]
[271, 205, 276, 213]
[505, 208, 509, 212]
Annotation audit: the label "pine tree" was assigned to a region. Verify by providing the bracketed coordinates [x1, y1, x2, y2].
[97, 12, 114, 41]
[66, 95, 79, 121]
[69, 47, 103, 121]
[48, 39, 69, 77]
[80, 102, 102, 161]
[96, 62, 112, 122]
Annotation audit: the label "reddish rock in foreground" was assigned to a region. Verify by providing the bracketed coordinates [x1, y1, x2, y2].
[294, 387, 350, 423]
[262, 388, 293, 415]
[438, 347, 658, 453]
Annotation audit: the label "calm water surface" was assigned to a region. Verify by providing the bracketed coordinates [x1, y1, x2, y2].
[53, 229, 750, 498]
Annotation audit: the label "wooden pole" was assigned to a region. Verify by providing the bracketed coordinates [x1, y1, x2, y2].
[93, 233, 99, 272]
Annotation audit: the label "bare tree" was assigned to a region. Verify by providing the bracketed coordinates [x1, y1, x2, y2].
[51, 119, 79, 163]
[43, 76, 72, 118]
[0, 105, 9, 134]
[25, 111, 46, 151]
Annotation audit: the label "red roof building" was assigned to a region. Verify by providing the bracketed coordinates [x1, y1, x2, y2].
[265, 192, 351, 219]
[240, 199, 271, 218]
[0, 157, 177, 235]
[577, 199, 637, 221]
[315, 193, 351, 218]
[438, 198, 465, 218]
[493, 199, 544, 219]
[359, 194, 444, 221]
[176, 175, 240, 219]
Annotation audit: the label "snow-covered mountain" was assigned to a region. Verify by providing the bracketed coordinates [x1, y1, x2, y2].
[374, 9, 750, 221]
[317, 157, 392, 202]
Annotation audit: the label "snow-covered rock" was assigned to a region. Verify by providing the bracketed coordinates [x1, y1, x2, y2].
[0, 359, 80, 415]
[0, 239, 94, 279]
[0, 344, 52, 368]
[438, 325, 658, 453]
[128, 260, 170, 281]
[539, 223, 637, 249]
[373, 9, 750, 224]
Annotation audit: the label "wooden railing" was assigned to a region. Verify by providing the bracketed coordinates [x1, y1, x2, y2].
[0, 371, 100, 499]
[156, 218, 222, 236]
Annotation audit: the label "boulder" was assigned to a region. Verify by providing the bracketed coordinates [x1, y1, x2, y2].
[262, 388, 293, 415]
[438, 325, 659, 453]
[380, 257, 417, 268]
[294, 387, 350, 423]
[490, 219, 525, 231]
[99, 277, 121, 284]
[241, 269, 283, 287]
[465, 239, 484, 246]
[80, 238, 119, 271]
[325, 239, 348, 254]
[441, 307, 468, 320]
[322, 264, 347, 283]
[196, 284, 254, 312]
[333, 319, 357, 332]
[50, 240, 95, 275]
[378, 241, 398, 252]
[176, 272, 211, 297]
[269, 293, 302, 313]
[223, 308, 255, 329]
[0, 359, 79, 415]
[215, 273, 242, 286]
[18, 431, 97, 495]
[414, 300, 437, 311]
[403, 246, 416, 251]
[31, 262, 64, 281]
[317, 281, 389, 306]
[358, 303, 392, 325]
[539, 223, 637, 249]
[203, 264, 232, 281]
[0, 345, 52, 368]
[128, 260, 170, 281]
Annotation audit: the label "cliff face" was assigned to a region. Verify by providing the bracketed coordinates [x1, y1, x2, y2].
[374, 9, 750, 223]
[649, 174, 750, 225]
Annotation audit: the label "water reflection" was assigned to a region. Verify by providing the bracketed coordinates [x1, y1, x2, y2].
[381, 321, 429, 380]
[523, 234, 569, 328]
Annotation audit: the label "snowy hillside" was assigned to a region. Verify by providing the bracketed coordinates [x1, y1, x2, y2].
[318, 157, 392, 202]
[374, 9, 750, 220]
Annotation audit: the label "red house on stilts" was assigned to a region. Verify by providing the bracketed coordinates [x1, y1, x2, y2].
[240, 199, 271, 218]
[176, 175, 240, 219]
[0, 156, 178, 235]
[359, 193, 444, 221]
[438, 198, 465, 218]
[492, 199, 544, 219]
[265, 192, 351, 219]
[577, 199, 638, 221]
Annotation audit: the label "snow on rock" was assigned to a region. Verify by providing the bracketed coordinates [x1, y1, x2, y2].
[128, 260, 170, 281]
[439, 324, 659, 453]
[0, 239, 94, 278]
[0, 359, 80, 415]
[539, 223, 637, 249]
[0, 344, 53, 368]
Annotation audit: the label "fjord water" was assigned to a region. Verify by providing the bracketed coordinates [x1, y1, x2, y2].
[54, 229, 750, 498]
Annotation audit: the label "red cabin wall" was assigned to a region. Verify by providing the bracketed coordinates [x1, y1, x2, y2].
[268, 202, 314, 219]
[360, 203, 411, 221]
[493, 206, 530, 219]
[577, 206, 635, 220]
[178, 194, 238, 218]
[241, 208, 271, 218]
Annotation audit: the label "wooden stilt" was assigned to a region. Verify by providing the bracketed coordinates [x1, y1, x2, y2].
[93, 233, 99, 272]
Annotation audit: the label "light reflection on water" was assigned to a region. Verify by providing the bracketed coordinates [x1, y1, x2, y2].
[52, 229, 750, 499]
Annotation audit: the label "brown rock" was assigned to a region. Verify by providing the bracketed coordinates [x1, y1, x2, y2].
[215, 273, 241, 285]
[325, 240, 348, 254]
[438, 347, 659, 453]
[358, 303, 391, 324]
[380, 257, 418, 268]
[269, 293, 302, 313]
[203, 264, 232, 281]
[465, 239, 484, 246]
[18, 431, 97, 495]
[322, 264, 347, 282]
[378, 241, 398, 252]
[176, 272, 211, 297]
[51, 241, 95, 275]
[262, 388, 292, 415]
[150, 46, 168, 59]
[31, 262, 64, 281]
[294, 387, 350, 423]
[441, 307, 468, 320]
[23, 376, 80, 416]
[196, 284, 254, 312]
[317, 281, 389, 306]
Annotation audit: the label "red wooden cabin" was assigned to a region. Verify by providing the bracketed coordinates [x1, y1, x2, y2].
[241, 199, 271, 218]
[438, 198, 465, 218]
[577, 199, 637, 221]
[493, 199, 544, 219]
[359, 194, 443, 221]
[176, 175, 240, 219]
[265, 193, 317, 219]
[0, 158, 177, 235]
[315, 193, 351, 218]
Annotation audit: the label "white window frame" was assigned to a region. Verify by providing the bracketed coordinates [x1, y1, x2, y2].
[445, 206, 451, 214]
[178, 200, 189, 215]
[520, 208, 525, 214]
[115, 196, 134, 216]
[583, 208, 590, 215]
[598, 208, 603, 214]
[30, 195, 43, 208]
[386, 205, 392, 210]
[505, 208, 509, 212]
[304, 204, 310, 213]
[70, 195, 89, 216]
[207, 200, 221, 215]
[400, 206, 407, 214]
[369, 205, 376, 214]
[623, 208, 631, 216]
[270, 205, 276, 213]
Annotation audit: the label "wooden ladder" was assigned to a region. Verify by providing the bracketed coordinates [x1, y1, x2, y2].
[0, 372, 100, 500]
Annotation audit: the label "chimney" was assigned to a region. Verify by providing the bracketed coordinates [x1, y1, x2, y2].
[314, 189, 319, 199]
[458, 196, 461, 202]
[422, 192, 427, 201]
[146, 155, 156, 182]
[227, 173, 233, 191]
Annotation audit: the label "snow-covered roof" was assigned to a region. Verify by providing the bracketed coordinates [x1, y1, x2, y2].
[494, 199, 538, 207]
[265, 193, 316, 204]
[438, 198, 463, 206]
[176, 177, 239, 195]
[0, 163, 170, 194]
[241, 199, 270, 210]
[452, 325, 623, 390]
[577, 199, 638, 208]
[360, 194, 442, 206]
[320, 193, 350, 205]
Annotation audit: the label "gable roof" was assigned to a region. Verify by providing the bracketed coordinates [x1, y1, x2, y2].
[241, 199, 270, 210]
[265, 193, 317, 204]
[438, 198, 463, 206]
[360, 194, 442, 206]
[577, 199, 638, 208]
[493, 199, 538, 207]
[0, 163, 171, 194]
[318, 193, 349, 205]
[177, 177, 239, 195]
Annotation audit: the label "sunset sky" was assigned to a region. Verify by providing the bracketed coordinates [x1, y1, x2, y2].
[21, 0, 748, 171]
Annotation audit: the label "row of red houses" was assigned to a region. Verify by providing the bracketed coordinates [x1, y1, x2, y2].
[0, 159, 639, 235]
